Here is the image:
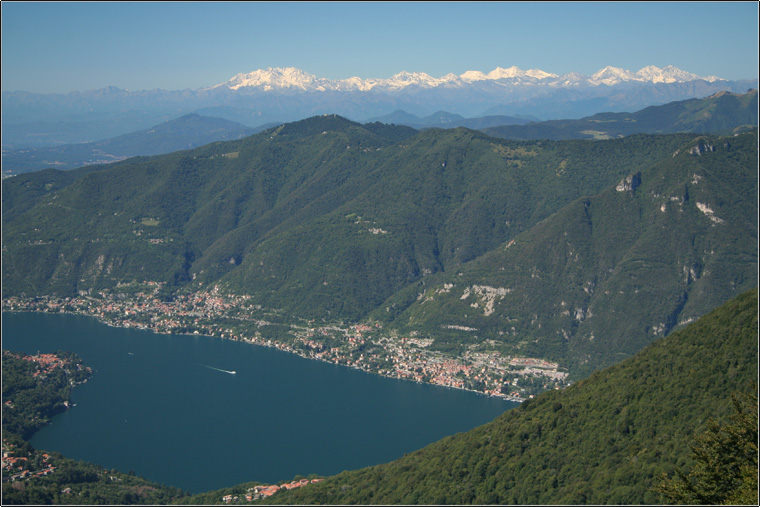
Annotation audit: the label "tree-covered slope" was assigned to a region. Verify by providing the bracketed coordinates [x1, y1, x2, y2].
[482, 89, 758, 141]
[216, 130, 698, 321]
[260, 288, 759, 505]
[1, 115, 414, 298]
[3, 120, 695, 316]
[373, 131, 758, 374]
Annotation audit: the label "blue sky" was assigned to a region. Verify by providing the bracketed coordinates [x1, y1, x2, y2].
[2, 1, 758, 94]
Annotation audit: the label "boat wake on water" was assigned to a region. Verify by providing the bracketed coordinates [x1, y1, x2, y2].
[198, 364, 237, 375]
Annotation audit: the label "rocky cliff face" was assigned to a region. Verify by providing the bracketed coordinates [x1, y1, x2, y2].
[615, 172, 642, 193]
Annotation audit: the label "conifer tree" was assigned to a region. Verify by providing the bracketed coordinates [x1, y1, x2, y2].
[657, 388, 758, 505]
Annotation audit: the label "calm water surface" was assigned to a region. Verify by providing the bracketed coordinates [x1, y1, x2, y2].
[2, 311, 516, 493]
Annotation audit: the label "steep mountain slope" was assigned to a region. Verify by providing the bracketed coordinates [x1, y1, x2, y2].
[215, 131, 744, 324]
[260, 288, 758, 505]
[372, 131, 758, 374]
[0, 120, 690, 311]
[1, 114, 262, 176]
[1, 116, 418, 300]
[482, 89, 758, 141]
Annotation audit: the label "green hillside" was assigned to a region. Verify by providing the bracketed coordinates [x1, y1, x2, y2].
[1, 117, 689, 303]
[214, 130, 701, 321]
[254, 288, 758, 505]
[374, 132, 758, 375]
[482, 89, 758, 141]
[2, 116, 756, 379]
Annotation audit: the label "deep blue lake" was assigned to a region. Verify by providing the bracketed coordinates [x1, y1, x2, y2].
[2, 311, 516, 493]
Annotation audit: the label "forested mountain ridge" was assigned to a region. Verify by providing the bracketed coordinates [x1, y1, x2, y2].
[2, 116, 757, 378]
[482, 89, 758, 141]
[5, 89, 752, 180]
[372, 130, 758, 375]
[255, 288, 758, 505]
[0, 120, 694, 305]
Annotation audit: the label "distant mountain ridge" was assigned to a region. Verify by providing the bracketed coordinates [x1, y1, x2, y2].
[364, 110, 533, 130]
[368, 90, 758, 137]
[0, 114, 267, 177]
[6, 90, 754, 178]
[481, 89, 759, 140]
[3, 65, 755, 149]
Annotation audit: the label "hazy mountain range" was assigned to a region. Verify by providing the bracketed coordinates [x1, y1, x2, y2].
[3, 65, 756, 148]
[483, 89, 758, 140]
[3, 90, 756, 177]
[1, 114, 272, 177]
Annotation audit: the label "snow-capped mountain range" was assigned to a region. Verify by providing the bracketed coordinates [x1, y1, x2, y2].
[207, 65, 723, 92]
[3, 64, 755, 149]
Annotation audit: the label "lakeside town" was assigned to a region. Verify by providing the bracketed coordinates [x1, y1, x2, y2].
[2, 440, 57, 484]
[2, 281, 569, 401]
[2, 351, 94, 490]
[221, 478, 325, 503]
[2, 351, 89, 383]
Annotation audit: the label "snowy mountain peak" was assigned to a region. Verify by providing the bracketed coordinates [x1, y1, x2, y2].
[224, 67, 321, 91]
[460, 70, 489, 82]
[590, 66, 638, 85]
[635, 65, 721, 84]
[524, 68, 559, 80]
[384, 71, 465, 89]
[388, 71, 436, 83]
[440, 72, 461, 82]
[588, 65, 722, 86]
[487, 66, 525, 79]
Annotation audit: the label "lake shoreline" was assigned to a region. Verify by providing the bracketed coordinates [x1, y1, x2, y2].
[3, 287, 570, 401]
[3, 308, 516, 493]
[3, 305, 526, 403]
